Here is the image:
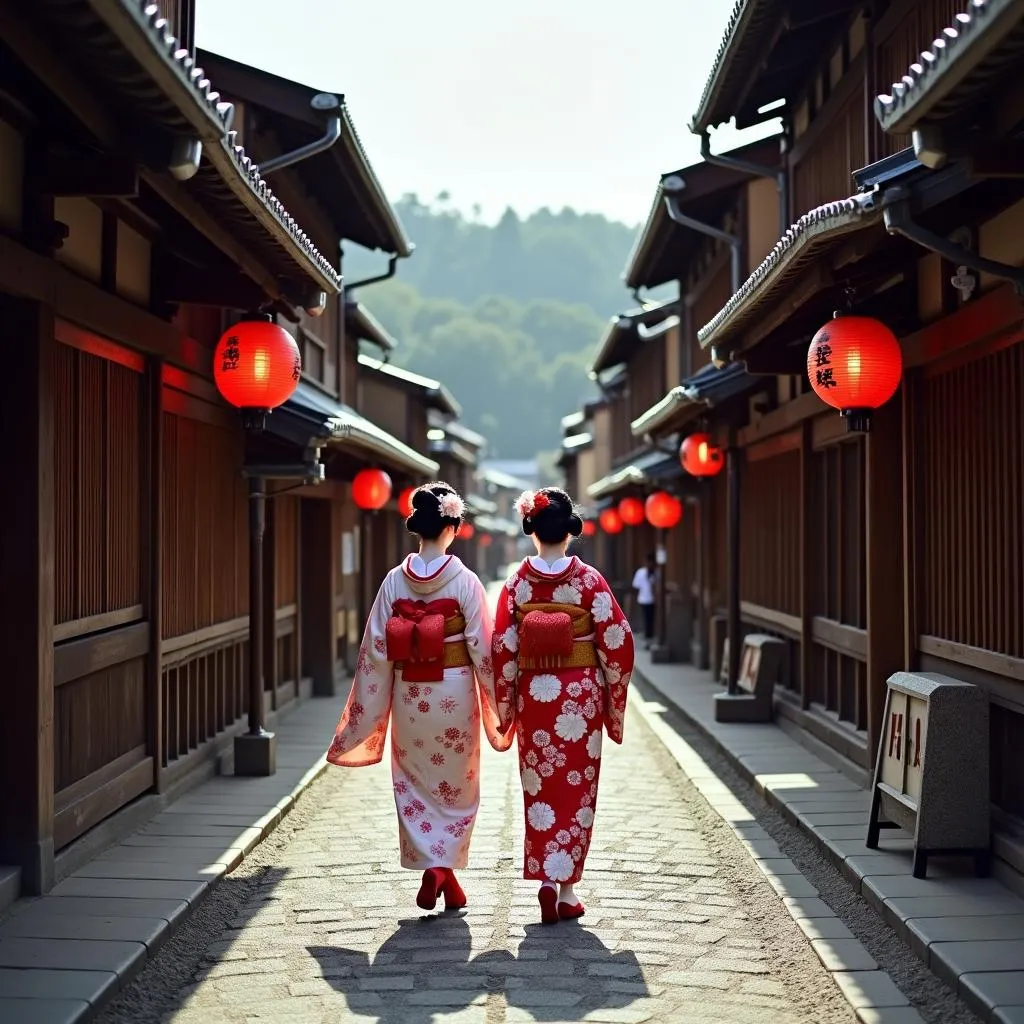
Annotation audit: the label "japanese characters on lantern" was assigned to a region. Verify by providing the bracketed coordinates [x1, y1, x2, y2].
[807, 315, 903, 432]
[213, 316, 301, 417]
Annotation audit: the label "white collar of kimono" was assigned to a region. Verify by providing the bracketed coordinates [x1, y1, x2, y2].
[409, 553, 452, 577]
[528, 554, 572, 574]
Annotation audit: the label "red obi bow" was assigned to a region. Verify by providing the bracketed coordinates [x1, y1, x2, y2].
[520, 610, 575, 659]
[386, 598, 461, 663]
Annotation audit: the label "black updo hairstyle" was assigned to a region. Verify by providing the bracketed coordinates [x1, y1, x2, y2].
[522, 487, 584, 544]
[405, 481, 464, 540]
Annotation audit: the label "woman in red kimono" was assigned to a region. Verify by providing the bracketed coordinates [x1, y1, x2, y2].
[326, 483, 513, 914]
[492, 488, 635, 924]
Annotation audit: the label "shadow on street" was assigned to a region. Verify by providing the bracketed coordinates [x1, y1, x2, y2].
[309, 912, 649, 1024]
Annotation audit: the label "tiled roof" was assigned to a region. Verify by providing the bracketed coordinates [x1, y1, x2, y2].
[82, 0, 342, 293]
[697, 193, 881, 351]
[691, 0, 759, 132]
[630, 364, 752, 438]
[589, 300, 679, 376]
[874, 0, 1024, 135]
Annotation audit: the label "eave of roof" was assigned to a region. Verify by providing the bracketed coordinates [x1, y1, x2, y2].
[631, 363, 753, 437]
[429, 437, 478, 467]
[281, 382, 437, 477]
[561, 410, 586, 433]
[698, 192, 882, 351]
[440, 419, 487, 450]
[874, 0, 1024, 135]
[589, 301, 679, 376]
[479, 466, 533, 492]
[347, 301, 397, 353]
[57, 1, 342, 295]
[562, 432, 594, 452]
[623, 141, 782, 291]
[356, 353, 461, 418]
[587, 449, 678, 500]
[195, 48, 413, 257]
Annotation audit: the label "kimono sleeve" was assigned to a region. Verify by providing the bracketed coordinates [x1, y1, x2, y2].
[462, 574, 515, 752]
[325, 576, 395, 767]
[591, 575, 635, 744]
[491, 580, 520, 727]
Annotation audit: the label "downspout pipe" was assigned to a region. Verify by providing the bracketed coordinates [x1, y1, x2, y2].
[699, 131, 788, 238]
[883, 188, 1024, 294]
[260, 92, 344, 176]
[346, 254, 399, 293]
[662, 186, 742, 294]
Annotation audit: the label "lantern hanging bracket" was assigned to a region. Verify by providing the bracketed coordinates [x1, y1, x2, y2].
[883, 191, 1024, 295]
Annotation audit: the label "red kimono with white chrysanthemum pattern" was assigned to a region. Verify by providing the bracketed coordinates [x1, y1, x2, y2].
[326, 555, 513, 870]
[492, 556, 634, 884]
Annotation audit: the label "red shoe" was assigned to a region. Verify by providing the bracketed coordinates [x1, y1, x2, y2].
[538, 885, 559, 925]
[558, 900, 585, 921]
[416, 868, 447, 911]
[441, 870, 467, 911]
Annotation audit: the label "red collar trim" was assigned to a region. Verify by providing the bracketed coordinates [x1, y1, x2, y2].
[523, 555, 577, 582]
[403, 554, 454, 582]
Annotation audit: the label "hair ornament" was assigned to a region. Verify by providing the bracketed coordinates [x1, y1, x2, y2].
[514, 490, 550, 518]
[439, 493, 465, 519]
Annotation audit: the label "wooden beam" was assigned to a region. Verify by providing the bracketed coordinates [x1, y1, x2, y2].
[799, 420, 813, 709]
[865, 394, 905, 761]
[263, 500, 278, 711]
[901, 370, 923, 672]
[35, 155, 139, 198]
[0, 298, 55, 893]
[151, 251, 265, 310]
[147, 359, 165, 792]
[738, 261, 834, 355]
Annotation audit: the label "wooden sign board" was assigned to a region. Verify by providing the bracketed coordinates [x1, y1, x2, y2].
[714, 633, 784, 723]
[867, 671, 990, 879]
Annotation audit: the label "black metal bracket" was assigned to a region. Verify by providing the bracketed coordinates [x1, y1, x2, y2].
[883, 188, 1024, 295]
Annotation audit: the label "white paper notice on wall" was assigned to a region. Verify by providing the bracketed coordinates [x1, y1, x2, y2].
[341, 532, 354, 576]
[656, 546, 667, 566]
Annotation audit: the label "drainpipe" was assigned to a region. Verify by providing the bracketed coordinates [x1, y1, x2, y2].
[699, 131, 789, 238]
[883, 188, 1024, 293]
[346, 254, 400, 293]
[260, 93, 344, 176]
[726, 421, 741, 695]
[662, 178, 742, 294]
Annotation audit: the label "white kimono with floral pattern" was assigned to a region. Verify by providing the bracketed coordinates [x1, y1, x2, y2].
[326, 554, 512, 869]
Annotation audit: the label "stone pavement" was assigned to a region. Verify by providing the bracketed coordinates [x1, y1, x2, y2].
[92, 686, 876, 1024]
[0, 699, 338, 1024]
[633, 653, 1024, 1024]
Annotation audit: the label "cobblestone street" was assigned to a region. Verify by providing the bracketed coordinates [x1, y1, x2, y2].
[95, 686, 866, 1023]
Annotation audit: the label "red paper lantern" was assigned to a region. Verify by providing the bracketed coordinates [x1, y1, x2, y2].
[460, 522, 476, 540]
[645, 491, 682, 529]
[398, 486, 415, 518]
[680, 433, 725, 478]
[599, 508, 623, 535]
[352, 468, 392, 511]
[213, 315, 300, 420]
[807, 315, 902, 432]
[618, 497, 644, 526]
[479, 533, 493, 548]
[581, 520, 597, 537]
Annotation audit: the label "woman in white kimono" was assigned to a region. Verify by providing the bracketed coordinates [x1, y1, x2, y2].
[326, 482, 513, 913]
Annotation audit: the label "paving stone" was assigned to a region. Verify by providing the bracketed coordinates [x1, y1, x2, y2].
[796, 916, 856, 942]
[71, 860, 228, 881]
[0, 937, 146, 977]
[833, 971, 910, 1009]
[0, 967, 119, 1002]
[811, 938, 878, 972]
[929, 940, 1024, 989]
[854, 1009, 927, 1024]
[49, 877, 208, 903]
[0, 1000, 91, 1024]
[782, 896, 835, 919]
[958, 971, 1024, 1014]
[993, 1008, 1024, 1024]
[6, 895, 188, 925]
[0, 911, 168, 949]
[908, 914, 1024, 951]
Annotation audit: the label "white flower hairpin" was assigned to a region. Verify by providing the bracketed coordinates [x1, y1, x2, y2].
[439, 493, 465, 518]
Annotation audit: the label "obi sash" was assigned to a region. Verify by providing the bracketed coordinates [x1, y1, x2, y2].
[386, 598, 471, 682]
[516, 602, 598, 670]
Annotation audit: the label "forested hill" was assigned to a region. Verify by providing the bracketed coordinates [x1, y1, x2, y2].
[344, 194, 670, 460]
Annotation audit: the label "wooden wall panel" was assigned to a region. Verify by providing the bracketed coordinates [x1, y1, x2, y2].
[54, 657, 146, 792]
[54, 343, 144, 628]
[161, 412, 247, 639]
[275, 496, 299, 609]
[921, 343, 1023, 659]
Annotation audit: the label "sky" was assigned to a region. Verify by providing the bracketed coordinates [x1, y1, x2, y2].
[195, 1, 778, 228]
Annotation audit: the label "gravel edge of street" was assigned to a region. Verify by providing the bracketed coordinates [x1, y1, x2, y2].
[628, 673, 983, 1024]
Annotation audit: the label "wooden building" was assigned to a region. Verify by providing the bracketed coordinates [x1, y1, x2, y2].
[0, 2, 432, 900]
[596, 0, 1024, 883]
[428, 417, 489, 572]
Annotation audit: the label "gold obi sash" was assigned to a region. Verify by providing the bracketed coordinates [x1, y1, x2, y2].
[516, 602, 597, 671]
[387, 598, 471, 682]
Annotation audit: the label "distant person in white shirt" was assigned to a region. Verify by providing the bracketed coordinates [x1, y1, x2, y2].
[632, 554, 657, 646]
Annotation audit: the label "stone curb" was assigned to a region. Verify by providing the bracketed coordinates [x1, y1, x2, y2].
[627, 683, 926, 1024]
